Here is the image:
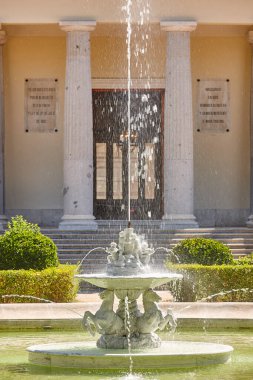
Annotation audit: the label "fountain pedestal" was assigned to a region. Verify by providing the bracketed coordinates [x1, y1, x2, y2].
[83, 286, 175, 349]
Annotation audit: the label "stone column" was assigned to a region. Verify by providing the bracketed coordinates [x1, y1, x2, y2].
[59, 21, 97, 230]
[160, 21, 198, 229]
[247, 31, 253, 227]
[0, 27, 7, 229]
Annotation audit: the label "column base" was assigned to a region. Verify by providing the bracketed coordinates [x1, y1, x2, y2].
[160, 214, 199, 230]
[0, 214, 8, 230]
[246, 214, 253, 227]
[59, 215, 97, 231]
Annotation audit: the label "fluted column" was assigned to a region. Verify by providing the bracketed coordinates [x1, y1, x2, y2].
[160, 21, 198, 229]
[59, 21, 97, 230]
[0, 27, 7, 229]
[247, 31, 253, 227]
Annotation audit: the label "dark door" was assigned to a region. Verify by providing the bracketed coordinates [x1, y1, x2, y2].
[93, 89, 164, 220]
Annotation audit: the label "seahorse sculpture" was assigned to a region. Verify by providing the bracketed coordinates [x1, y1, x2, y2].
[136, 289, 177, 334]
[82, 289, 124, 336]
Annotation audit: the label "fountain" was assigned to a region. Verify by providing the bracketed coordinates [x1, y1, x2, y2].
[27, 0, 233, 372]
[27, 227, 233, 370]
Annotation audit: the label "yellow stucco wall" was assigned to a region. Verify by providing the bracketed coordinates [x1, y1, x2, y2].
[192, 36, 251, 210]
[91, 34, 166, 79]
[3, 30, 251, 223]
[4, 36, 65, 210]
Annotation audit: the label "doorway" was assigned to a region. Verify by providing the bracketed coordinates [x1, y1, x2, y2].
[93, 89, 164, 220]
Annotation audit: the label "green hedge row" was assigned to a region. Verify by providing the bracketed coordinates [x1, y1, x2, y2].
[0, 265, 78, 303]
[166, 264, 253, 302]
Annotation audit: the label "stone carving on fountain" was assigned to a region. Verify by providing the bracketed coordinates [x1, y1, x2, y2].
[83, 287, 177, 349]
[82, 227, 177, 349]
[106, 227, 155, 276]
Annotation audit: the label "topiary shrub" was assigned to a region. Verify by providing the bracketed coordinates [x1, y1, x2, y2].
[172, 237, 234, 265]
[0, 215, 59, 270]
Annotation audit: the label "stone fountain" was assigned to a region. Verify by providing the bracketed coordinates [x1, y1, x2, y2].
[80, 226, 179, 350]
[27, 226, 233, 371]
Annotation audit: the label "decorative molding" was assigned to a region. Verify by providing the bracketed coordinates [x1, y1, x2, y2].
[160, 20, 197, 33]
[92, 78, 165, 89]
[59, 20, 96, 33]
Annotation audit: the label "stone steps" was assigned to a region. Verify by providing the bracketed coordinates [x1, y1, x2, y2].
[41, 227, 253, 270]
[40, 226, 253, 291]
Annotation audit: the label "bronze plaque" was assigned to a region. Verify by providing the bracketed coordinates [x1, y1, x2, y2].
[24, 78, 59, 132]
[196, 79, 230, 133]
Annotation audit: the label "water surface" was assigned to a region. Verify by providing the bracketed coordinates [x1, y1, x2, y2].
[0, 330, 252, 379]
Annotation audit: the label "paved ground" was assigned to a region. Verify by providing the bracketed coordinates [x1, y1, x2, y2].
[0, 291, 252, 330]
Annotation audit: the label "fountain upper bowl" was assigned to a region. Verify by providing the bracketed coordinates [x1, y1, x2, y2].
[75, 272, 182, 290]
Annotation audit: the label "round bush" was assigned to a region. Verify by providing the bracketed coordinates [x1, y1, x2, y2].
[0, 216, 59, 270]
[172, 237, 234, 265]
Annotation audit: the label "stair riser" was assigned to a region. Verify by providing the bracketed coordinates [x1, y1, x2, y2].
[42, 227, 253, 272]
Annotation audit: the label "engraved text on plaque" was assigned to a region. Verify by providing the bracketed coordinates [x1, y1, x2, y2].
[196, 79, 230, 133]
[24, 78, 59, 133]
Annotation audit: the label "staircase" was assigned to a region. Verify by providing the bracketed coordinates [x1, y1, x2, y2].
[42, 223, 173, 272]
[41, 226, 253, 273]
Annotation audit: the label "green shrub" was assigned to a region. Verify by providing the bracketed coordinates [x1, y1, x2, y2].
[0, 265, 78, 303]
[0, 216, 59, 270]
[236, 253, 253, 266]
[172, 237, 234, 265]
[166, 263, 253, 302]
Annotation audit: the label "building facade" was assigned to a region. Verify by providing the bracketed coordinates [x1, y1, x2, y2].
[1, 0, 253, 229]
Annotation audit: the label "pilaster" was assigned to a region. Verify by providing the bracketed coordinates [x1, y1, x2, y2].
[59, 21, 97, 230]
[0, 27, 8, 229]
[247, 31, 253, 227]
[160, 21, 198, 229]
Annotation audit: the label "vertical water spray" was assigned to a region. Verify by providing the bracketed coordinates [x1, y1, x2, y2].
[126, 0, 132, 225]
[124, 295, 134, 375]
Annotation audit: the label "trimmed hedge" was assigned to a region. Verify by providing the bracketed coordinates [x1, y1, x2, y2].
[0, 265, 78, 303]
[172, 237, 234, 265]
[236, 253, 253, 265]
[166, 263, 253, 302]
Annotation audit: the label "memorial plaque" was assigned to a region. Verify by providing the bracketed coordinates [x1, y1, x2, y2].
[24, 78, 59, 132]
[196, 79, 230, 133]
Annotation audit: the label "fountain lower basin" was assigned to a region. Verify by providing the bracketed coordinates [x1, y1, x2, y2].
[28, 341, 233, 369]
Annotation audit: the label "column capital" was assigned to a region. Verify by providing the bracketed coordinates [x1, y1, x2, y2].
[0, 30, 7, 45]
[160, 20, 197, 33]
[248, 31, 253, 44]
[59, 20, 96, 33]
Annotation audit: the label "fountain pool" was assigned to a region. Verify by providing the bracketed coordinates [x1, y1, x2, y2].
[1, 330, 252, 379]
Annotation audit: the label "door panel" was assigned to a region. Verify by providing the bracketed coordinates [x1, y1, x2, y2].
[93, 89, 164, 220]
[112, 143, 123, 200]
[96, 143, 107, 199]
